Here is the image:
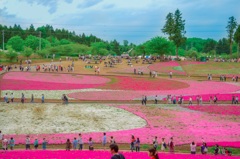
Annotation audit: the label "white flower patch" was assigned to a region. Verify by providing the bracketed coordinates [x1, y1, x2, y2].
[0, 103, 146, 134]
[1, 89, 119, 100]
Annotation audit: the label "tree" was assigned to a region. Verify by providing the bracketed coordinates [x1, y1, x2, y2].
[216, 38, 229, 54]
[226, 16, 237, 56]
[162, 9, 186, 58]
[144, 37, 174, 55]
[7, 36, 24, 52]
[5, 46, 18, 62]
[23, 47, 33, 59]
[234, 25, 240, 57]
[25, 35, 39, 50]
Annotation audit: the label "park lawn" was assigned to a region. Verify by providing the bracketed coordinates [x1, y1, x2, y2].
[181, 62, 240, 75]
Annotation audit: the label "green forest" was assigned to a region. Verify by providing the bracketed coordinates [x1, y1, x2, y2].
[0, 10, 240, 61]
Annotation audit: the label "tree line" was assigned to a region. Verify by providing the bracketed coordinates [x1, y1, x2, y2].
[1, 9, 240, 62]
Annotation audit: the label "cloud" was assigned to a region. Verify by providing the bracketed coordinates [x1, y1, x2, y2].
[77, 0, 103, 9]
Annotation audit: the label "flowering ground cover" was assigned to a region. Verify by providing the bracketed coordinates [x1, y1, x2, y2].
[0, 103, 146, 135]
[69, 79, 240, 101]
[0, 72, 110, 90]
[185, 106, 240, 116]
[100, 76, 189, 90]
[4, 104, 240, 147]
[0, 150, 238, 159]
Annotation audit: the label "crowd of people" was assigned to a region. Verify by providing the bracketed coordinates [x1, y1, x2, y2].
[0, 131, 233, 157]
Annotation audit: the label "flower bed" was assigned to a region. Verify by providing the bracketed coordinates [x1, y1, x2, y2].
[185, 106, 240, 116]
[69, 80, 240, 101]
[0, 150, 238, 159]
[101, 76, 189, 90]
[4, 104, 240, 146]
[0, 72, 110, 90]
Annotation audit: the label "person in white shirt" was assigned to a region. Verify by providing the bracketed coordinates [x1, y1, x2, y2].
[189, 97, 193, 106]
[2, 138, 8, 151]
[190, 141, 197, 154]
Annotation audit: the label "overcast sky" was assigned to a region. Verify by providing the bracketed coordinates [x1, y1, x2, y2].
[0, 0, 240, 44]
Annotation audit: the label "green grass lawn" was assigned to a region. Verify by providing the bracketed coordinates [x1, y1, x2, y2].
[181, 62, 240, 75]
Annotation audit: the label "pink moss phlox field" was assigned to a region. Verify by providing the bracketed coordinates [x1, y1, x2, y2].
[1, 150, 238, 159]
[0, 72, 110, 90]
[186, 106, 240, 116]
[69, 80, 240, 100]
[3, 72, 110, 84]
[5, 105, 240, 146]
[180, 61, 206, 66]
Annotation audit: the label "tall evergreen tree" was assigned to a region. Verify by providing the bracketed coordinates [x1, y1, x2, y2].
[226, 16, 237, 56]
[162, 9, 186, 58]
[234, 25, 240, 57]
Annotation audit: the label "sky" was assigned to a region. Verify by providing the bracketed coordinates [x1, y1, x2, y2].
[0, 0, 240, 44]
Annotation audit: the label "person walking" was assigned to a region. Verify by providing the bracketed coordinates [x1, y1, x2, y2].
[154, 95, 158, 104]
[102, 132, 107, 150]
[9, 137, 15, 150]
[110, 144, 126, 159]
[189, 97, 193, 106]
[73, 137, 78, 150]
[31, 94, 34, 103]
[26, 136, 31, 150]
[41, 94, 45, 103]
[153, 136, 158, 150]
[130, 135, 136, 152]
[110, 136, 116, 144]
[34, 139, 39, 150]
[66, 139, 72, 151]
[42, 138, 48, 150]
[144, 96, 147, 105]
[10, 93, 14, 102]
[88, 137, 94, 151]
[161, 138, 167, 151]
[190, 141, 197, 154]
[78, 133, 83, 150]
[169, 137, 174, 153]
[21, 93, 25, 104]
[135, 138, 140, 152]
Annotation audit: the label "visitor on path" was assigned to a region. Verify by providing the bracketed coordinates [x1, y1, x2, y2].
[172, 95, 177, 104]
[209, 96, 213, 104]
[110, 136, 116, 144]
[148, 147, 159, 159]
[201, 142, 208, 154]
[4, 93, 9, 103]
[169, 71, 173, 79]
[188, 97, 193, 106]
[26, 136, 31, 150]
[73, 137, 78, 150]
[41, 94, 45, 103]
[155, 95, 158, 104]
[102, 132, 107, 150]
[42, 138, 48, 150]
[130, 135, 136, 152]
[190, 142, 197, 154]
[214, 144, 220, 155]
[169, 137, 175, 153]
[153, 136, 158, 150]
[66, 139, 72, 151]
[31, 94, 34, 103]
[161, 138, 167, 151]
[21, 93, 25, 104]
[88, 137, 94, 151]
[144, 96, 147, 105]
[0, 131, 2, 143]
[135, 138, 140, 152]
[10, 93, 14, 102]
[9, 137, 15, 150]
[213, 95, 218, 104]
[235, 96, 239, 104]
[34, 139, 39, 150]
[199, 96, 203, 105]
[78, 133, 83, 150]
[232, 96, 235, 104]
[2, 138, 8, 152]
[110, 144, 126, 159]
